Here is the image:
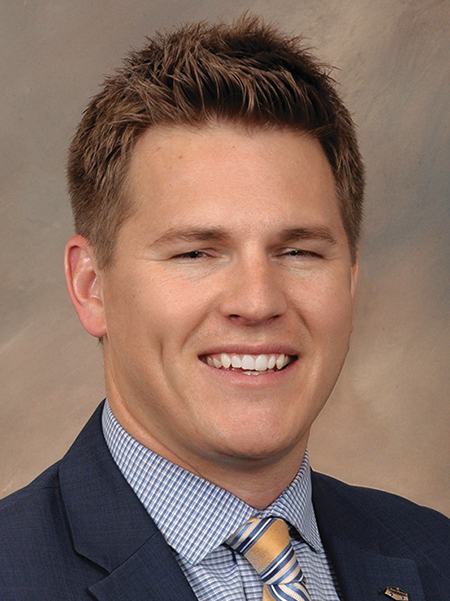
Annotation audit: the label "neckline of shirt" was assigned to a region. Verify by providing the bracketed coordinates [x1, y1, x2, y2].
[102, 399, 324, 565]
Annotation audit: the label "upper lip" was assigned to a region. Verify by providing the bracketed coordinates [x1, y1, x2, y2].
[198, 344, 299, 357]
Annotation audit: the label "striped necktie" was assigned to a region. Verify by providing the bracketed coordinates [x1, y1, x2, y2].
[227, 517, 312, 601]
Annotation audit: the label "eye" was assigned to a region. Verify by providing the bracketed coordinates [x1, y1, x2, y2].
[172, 250, 210, 260]
[282, 248, 322, 259]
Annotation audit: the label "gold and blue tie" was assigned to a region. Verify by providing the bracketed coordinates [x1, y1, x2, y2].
[227, 517, 312, 601]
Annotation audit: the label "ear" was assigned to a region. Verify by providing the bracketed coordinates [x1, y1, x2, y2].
[350, 248, 359, 330]
[64, 235, 107, 338]
[351, 252, 359, 300]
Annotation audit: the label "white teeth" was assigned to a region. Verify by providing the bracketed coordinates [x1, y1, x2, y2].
[276, 353, 286, 370]
[221, 353, 231, 368]
[242, 355, 255, 370]
[231, 354, 242, 368]
[206, 352, 293, 373]
[255, 354, 268, 371]
[268, 354, 276, 369]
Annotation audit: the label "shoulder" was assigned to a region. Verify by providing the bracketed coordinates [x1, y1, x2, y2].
[0, 405, 110, 599]
[0, 401, 105, 551]
[312, 470, 450, 548]
[0, 461, 63, 528]
[311, 473, 450, 597]
[0, 462, 77, 596]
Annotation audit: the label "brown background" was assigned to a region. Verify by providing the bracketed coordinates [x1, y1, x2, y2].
[1, 0, 449, 516]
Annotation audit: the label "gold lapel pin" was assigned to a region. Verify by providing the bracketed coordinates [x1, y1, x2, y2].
[383, 586, 409, 600]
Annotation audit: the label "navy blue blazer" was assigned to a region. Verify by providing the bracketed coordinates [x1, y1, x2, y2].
[1, 403, 449, 600]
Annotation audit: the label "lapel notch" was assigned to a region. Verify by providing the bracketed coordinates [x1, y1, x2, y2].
[87, 532, 198, 601]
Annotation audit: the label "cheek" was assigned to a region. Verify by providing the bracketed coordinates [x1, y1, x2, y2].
[299, 276, 355, 343]
[117, 275, 216, 358]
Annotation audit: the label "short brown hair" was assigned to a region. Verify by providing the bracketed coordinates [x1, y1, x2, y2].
[68, 15, 364, 267]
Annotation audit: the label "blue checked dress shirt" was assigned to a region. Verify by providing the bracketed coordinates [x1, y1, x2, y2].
[102, 401, 342, 601]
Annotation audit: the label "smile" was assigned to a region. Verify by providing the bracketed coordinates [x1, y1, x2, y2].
[201, 353, 296, 375]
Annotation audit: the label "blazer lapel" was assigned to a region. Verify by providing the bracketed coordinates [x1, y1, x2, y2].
[87, 532, 198, 601]
[58, 403, 198, 601]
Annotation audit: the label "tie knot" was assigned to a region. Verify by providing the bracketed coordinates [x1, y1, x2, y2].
[227, 517, 311, 601]
[227, 518, 290, 571]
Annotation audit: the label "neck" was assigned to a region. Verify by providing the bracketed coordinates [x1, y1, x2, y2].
[193, 456, 306, 509]
[108, 398, 308, 510]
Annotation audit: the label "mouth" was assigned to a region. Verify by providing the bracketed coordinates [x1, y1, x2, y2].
[200, 352, 297, 375]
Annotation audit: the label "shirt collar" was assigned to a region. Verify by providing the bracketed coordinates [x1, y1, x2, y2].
[102, 400, 323, 565]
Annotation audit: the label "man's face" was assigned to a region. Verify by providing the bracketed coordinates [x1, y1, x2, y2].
[99, 124, 358, 476]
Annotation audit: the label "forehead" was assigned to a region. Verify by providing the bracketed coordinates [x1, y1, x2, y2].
[129, 123, 332, 183]
[123, 123, 344, 243]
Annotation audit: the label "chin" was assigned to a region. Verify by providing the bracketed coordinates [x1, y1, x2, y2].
[212, 429, 304, 466]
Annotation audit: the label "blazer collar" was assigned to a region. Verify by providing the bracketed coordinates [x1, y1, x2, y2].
[58, 402, 198, 601]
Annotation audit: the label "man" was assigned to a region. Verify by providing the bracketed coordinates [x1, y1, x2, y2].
[1, 15, 449, 601]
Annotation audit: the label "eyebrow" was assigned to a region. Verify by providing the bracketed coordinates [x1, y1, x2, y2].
[278, 227, 338, 246]
[149, 227, 230, 248]
[149, 225, 338, 248]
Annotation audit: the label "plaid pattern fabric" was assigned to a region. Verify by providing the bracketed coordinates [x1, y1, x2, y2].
[103, 401, 341, 600]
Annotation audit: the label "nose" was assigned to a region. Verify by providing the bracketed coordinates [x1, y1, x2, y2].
[219, 252, 288, 326]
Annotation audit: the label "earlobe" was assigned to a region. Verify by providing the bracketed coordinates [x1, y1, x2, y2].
[64, 235, 107, 338]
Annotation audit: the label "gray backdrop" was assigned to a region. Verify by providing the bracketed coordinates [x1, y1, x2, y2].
[1, 0, 449, 516]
